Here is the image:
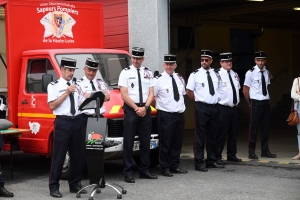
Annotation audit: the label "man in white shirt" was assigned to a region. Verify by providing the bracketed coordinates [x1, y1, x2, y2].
[118, 47, 157, 183]
[47, 57, 87, 198]
[243, 51, 276, 159]
[215, 52, 242, 164]
[153, 54, 187, 177]
[186, 50, 224, 172]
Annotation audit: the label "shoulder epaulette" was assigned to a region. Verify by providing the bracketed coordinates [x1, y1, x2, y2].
[249, 67, 255, 72]
[50, 80, 58, 85]
[80, 78, 84, 81]
[193, 69, 199, 74]
[96, 78, 102, 81]
[155, 74, 162, 79]
[214, 68, 220, 73]
[124, 67, 130, 70]
[177, 73, 183, 77]
[144, 67, 151, 71]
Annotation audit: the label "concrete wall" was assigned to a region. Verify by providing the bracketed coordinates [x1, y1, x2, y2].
[128, 0, 168, 73]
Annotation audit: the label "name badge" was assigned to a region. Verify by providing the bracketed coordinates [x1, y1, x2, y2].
[129, 77, 136, 79]
[59, 89, 66, 92]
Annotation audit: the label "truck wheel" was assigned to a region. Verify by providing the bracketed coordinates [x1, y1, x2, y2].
[133, 148, 159, 168]
[61, 152, 70, 180]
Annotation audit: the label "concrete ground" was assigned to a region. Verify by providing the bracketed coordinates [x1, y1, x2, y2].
[181, 122, 300, 165]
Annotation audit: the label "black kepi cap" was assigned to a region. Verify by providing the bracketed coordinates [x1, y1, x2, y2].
[61, 57, 78, 69]
[220, 52, 232, 61]
[254, 51, 266, 59]
[131, 47, 145, 58]
[85, 58, 99, 69]
[201, 50, 213, 58]
[164, 54, 176, 63]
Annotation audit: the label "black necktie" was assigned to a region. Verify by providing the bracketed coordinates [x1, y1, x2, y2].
[228, 70, 237, 105]
[260, 71, 267, 96]
[66, 82, 76, 116]
[207, 71, 215, 95]
[170, 75, 180, 101]
[90, 81, 96, 91]
[137, 68, 143, 104]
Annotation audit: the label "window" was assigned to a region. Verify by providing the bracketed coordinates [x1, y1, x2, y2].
[26, 59, 57, 93]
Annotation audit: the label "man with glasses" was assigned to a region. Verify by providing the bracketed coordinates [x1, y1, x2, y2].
[215, 52, 242, 165]
[243, 51, 276, 159]
[186, 50, 224, 172]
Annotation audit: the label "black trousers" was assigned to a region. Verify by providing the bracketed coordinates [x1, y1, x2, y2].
[194, 102, 219, 166]
[123, 104, 151, 176]
[215, 105, 238, 159]
[0, 164, 4, 188]
[49, 115, 86, 192]
[157, 110, 185, 171]
[248, 99, 271, 154]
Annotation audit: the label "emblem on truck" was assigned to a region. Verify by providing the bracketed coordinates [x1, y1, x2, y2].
[40, 11, 76, 39]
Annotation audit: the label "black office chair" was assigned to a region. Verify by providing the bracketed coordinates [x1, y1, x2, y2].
[77, 92, 126, 200]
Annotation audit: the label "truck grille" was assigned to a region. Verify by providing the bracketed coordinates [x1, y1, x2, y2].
[107, 117, 158, 138]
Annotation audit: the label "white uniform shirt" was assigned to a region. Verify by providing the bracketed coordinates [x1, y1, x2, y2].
[217, 67, 241, 107]
[186, 67, 221, 104]
[153, 71, 186, 113]
[244, 65, 271, 100]
[77, 76, 108, 115]
[47, 77, 81, 116]
[118, 65, 154, 103]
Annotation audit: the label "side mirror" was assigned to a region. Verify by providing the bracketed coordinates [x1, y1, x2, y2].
[42, 74, 53, 92]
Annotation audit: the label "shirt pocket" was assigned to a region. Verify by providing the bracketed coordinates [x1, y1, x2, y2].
[160, 85, 172, 98]
[252, 78, 261, 89]
[142, 78, 150, 89]
[128, 80, 138, 92]
[196, 80, 206, 90]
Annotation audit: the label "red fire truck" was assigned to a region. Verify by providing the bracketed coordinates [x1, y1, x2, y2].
[0, 0, 159, 178]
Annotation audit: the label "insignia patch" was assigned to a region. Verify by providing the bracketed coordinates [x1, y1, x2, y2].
[257, 80, 260, 83]
[222, 82, 227, 87]
[131, 83, 134, 88]
[193, 69, 199, 74]
[166, 89, 169, 93]
[202, 83, 205, 87]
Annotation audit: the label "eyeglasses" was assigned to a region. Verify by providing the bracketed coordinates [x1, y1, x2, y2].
[201, 59, 210, 62]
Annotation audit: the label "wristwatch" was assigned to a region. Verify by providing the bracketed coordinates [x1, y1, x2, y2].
[144, 105, 149, 110]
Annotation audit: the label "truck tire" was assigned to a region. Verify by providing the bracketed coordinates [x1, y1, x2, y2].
[133, 148, 159, 168]
[61, 152, 70, 180]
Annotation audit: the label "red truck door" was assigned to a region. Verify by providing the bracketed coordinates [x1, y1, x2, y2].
[17, 56, 58, 154]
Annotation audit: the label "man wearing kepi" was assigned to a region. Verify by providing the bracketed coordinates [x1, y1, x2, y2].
[153, 54, 187, 177]
[118, 47, 157, 183]
[243, 51, 276, 159]
[186, 50, 224, 172]
[47, 57, 86, 198]
[77, 58, 110, 122]
[215, 52, 242, 164]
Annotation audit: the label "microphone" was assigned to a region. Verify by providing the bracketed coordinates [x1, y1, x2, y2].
[72, 77, 77, 85]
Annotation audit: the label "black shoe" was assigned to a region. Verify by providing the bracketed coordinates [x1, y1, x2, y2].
[139, 172, 158, 179]
[227, 156, 242, 162]
[69, 187, 87, 194]
[248, 153, 258, 159]
[206, 163, 225, 168]
[162, 171, 173, 177]
[195, 166, 208, 172]
[50, 190, 62, 198]
[124, 175, 135, 183]
[216, 159, 225, 165]
[170, 168, 188, 174]
[0, 187, 14, 197]
[261, 152, 276, 158]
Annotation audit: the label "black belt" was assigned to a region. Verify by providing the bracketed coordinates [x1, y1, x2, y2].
[135, 103, 146, 107]
[250, 99, 269, 102]
[218, 103, 237, 108]
[196, 101, 217, 107]
[56, 115, 81, 119]
[157, 110, 183, 114]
